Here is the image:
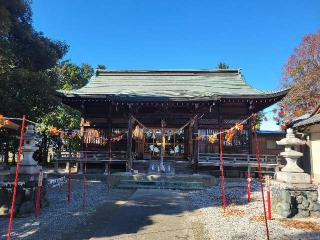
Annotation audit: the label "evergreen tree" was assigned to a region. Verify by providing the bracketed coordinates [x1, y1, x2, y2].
[217, 62, 230, 69]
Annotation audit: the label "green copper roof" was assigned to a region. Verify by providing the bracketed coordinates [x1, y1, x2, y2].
[58, 69, 288, 101]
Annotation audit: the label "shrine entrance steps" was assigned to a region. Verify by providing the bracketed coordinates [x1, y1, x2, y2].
[113, 173, 213, 191]
[117, 180, 205, 190]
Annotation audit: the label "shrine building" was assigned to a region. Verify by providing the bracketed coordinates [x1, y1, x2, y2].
[57, 69, 288, 175]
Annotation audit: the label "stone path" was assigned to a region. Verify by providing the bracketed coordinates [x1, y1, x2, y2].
[61, 189, 200, 240]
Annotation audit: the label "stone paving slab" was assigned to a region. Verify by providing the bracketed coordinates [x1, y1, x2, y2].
[62, 189, 198, 240]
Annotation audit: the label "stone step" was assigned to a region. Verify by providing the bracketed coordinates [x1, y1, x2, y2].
[117, 184, 204, 190]
[117, 180, 204, 190]
[120, 179, 204, 187]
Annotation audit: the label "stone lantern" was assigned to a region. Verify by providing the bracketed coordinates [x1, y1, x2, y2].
[275, 128, 309, 184]
[271, 128, 320, 218]
[0, 125, 48, 217]
[10, 125, 41, 175]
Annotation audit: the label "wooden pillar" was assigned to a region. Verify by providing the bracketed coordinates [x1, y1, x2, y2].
[104, 162, 109, 175]
[173, 133, 176, 160]
[107, 103, 112, 161]
[248, 118, 253, 154]
[247, 102, 254, 155]
[159, 119, 166, 171]
[54, 161, 59, 173]
[217, 102, 223, 129]
[152, 131, 155, 158]
[126, 116, 134, 171]
[142, 132, 145, 160]
[188, 125, 193, 158]
[193, 117, 199, 174]
[183, 128, 189, 158]
[78, 160, 83, 174]
[217, 102, 224, 156]
[65, 161, 70, 173]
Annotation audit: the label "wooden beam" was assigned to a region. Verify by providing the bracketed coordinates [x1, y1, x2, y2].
[183, 125, 189, 158]
[192, 117, 199, 174]
[248, 117, 253, 155]
[126, 116, 134, 171]
[247, 103, 253, 154]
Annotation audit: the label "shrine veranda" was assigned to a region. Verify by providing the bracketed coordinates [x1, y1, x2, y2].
[56, 69, 288, 175]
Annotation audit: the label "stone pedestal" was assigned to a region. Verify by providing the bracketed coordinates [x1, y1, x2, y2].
[276, 172, 310, 184]
[0, 173, 49, 216]
[271, 181, 320, 218]
[10, 164, 42, 175]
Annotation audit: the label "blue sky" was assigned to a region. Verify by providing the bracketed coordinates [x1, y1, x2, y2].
[32, 0, 319, 129]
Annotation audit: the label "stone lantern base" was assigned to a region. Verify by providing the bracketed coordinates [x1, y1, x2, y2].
[0, 173, 49, 217]
[271, 180, 320, 218]
[276, 171, 310, 184]
[10, 164, 42, 175]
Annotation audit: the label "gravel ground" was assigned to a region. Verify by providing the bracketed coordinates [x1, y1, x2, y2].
[1, 177, 319, 240]
[0, 177, 133, 240]
[189, 179, 320, 240]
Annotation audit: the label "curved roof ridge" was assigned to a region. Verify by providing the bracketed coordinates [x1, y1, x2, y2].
[58, 68, 288, 101]
[95, 68, 241, 73]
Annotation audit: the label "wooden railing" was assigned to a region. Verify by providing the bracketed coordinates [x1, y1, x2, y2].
[53, 151, 281, 168]
[198, 153, 280, 166]
[53, 151, 127, 162]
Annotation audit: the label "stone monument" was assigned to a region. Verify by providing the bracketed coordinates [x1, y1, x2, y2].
[0, 125, 48, 217]
[271, 128, 320, 218]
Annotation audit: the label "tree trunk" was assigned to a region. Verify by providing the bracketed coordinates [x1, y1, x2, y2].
[12, 152, 16, 165]
[4, 148, 9, 166]
[40, 134, 49, 165]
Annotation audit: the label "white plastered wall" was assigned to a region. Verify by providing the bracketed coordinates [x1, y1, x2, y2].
[309, 124, 320, 184]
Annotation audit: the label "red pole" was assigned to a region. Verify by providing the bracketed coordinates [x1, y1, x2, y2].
[35, 170, 43, 219]
[219, 129, 227, 212]
[67, 163, 71, 202]
[253, 117, 270, 240]
[7, 115, 26, 240]
[83, 142, 88, 208]
[247, 172, 251, 203]
[266, 175, 272, 220]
